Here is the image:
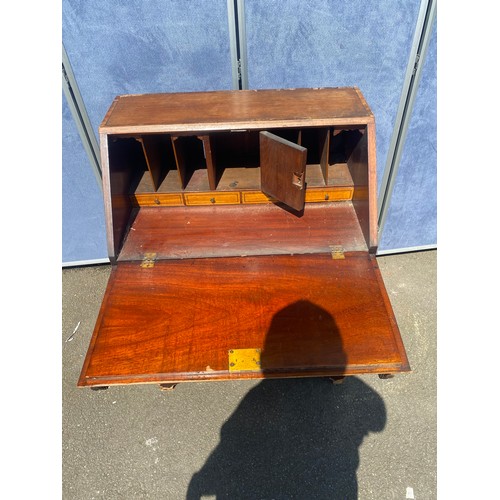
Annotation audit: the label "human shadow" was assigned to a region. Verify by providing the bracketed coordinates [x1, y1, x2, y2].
[187, 300, 386, 499]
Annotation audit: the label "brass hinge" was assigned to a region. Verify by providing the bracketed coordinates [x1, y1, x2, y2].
[329, 245, 345, 260]
[140, 252, 157, 268]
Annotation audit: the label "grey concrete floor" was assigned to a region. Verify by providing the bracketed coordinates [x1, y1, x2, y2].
[62, 250, 436, 500]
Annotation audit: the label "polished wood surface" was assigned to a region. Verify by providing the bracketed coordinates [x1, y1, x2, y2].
[100, 88, 374, 134]
[117, 202, 367, 261]
[78, 253, 409, 387]
[83, 87, 410, 388]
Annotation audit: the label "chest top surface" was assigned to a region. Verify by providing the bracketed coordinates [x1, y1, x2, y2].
[100, 87, 374, 134]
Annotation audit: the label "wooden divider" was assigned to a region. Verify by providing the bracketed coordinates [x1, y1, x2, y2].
[171, 135, 208, 190]
[128, 127, 365, 195]
[198, 135, 217, 190]
[136, 135, 173, 191]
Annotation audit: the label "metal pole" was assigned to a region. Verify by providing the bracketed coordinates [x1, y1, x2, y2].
[62, 43, 102, 189]
[236, 0, 249, 89]
[377, 0, 437, 238]
[226, 0, 240, 89]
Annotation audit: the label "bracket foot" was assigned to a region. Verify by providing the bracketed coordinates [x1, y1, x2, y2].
[328, 376, 345, 385]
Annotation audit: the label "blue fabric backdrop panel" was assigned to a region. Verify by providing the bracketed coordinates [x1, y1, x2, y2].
[62, 0, 233, 263]
[62, 94, 107, 263]
[62, 0, 234, 137]
[379, 21, 436, 251]
[244, 0, 421, 195]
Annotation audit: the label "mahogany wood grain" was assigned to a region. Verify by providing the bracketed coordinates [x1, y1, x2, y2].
[260, 131, 307, 211]
[371, 256, 410, 370]
[78, 252, 409, 387]
[100, 88, 374, 134]
[117, 202, 367, 261]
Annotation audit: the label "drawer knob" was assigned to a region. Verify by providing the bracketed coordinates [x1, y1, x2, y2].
[210, 197, 216, 204]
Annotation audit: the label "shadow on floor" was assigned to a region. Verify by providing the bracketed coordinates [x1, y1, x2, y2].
[187, 301, 386, 499]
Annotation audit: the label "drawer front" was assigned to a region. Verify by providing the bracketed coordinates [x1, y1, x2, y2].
[131, 193, 184, 206]
[131, 189, 356, 207]
[183, 192, 241, 206]
[241, 191, 276, 204]
[305, 188, 354, 202]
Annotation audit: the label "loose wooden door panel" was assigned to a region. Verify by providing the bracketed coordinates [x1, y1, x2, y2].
[260, 131, 307, 211]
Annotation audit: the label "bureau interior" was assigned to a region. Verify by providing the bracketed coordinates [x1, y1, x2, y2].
[107, 125, 367, 194]
[106, 125, 371, 261]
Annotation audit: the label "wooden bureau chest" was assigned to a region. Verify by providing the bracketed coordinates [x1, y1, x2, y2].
[78, 87, 410, 388]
